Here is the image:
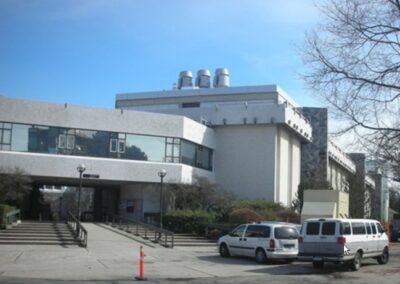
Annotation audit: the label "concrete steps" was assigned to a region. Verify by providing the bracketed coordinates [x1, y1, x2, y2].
[0, 221, 80, 246]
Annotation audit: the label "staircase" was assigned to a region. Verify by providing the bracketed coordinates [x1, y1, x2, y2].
[173, 233, 217, 247]
[0, 221, 80, 246]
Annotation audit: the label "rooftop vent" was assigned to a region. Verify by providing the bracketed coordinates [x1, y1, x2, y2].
[195, 69, 211, 88]
[213, 68, 230, 88]
[177, 70, 193, 89]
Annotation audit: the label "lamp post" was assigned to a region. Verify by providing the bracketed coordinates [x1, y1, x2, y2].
[77, 164, 86, 223]
[158, 169, 167, 230]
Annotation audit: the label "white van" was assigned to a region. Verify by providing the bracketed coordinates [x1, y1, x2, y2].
[298, 218, 389, 271]
[218, 222, 299, 263]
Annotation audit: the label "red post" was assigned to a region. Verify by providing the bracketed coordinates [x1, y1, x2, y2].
[135, 246, 147, 281]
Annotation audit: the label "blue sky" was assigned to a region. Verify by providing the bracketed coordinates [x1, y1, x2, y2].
[0, 0, 321, 108]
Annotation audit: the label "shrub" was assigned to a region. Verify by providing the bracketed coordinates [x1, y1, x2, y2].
[0, 204, 16, 229]
[228, 208, 262, 225]
[163, 209, 216, 234]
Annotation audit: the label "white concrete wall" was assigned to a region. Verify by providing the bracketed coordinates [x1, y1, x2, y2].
[213, 124, 277, 201]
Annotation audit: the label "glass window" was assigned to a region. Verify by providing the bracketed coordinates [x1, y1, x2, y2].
[2, 129, 11, 144]
[371, 223, 377, 234]
[229, 225, 246, 237]
[366, 223, 372, 235]
[375, 222, 384, 234]
[58, 134, 67, 149]
[352, 222, 366, 235]
[110, 139, 118, 152]
[274, 226, 299, 239]
[181, 140, 196, 166]
[306, 222, 320, 235]
[66, 134, 75, 149]
[322, 222, 336, 235]
[245, 225, 270, 238]
[11, 124, 30, 151]
[340, 222, 351, 235]
[118, 140, 125, 153]
[125, 134, 165, 161]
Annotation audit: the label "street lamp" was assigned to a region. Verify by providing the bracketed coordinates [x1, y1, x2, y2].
[158, 169, 167, 230]
[77, 164, 86, 222]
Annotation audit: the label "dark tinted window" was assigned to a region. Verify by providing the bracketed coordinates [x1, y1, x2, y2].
[274, 226, 298, 239]
[371, 223, 377, 234]
[340, 222, 351, 235]
[322, 222, 336, 235]
[230, 225, 246, 237]
[306, 222, 320, 235]
[352, 222, 366, 235]
[366, 223, 372, 235]
[245, 225, 270, 238]
[376, 222, 385, 234]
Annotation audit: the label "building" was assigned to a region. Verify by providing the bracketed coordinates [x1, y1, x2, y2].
[115, 69, 312, 206]
[0, 96, 214, 222]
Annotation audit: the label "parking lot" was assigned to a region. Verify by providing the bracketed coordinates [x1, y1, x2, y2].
[0, 223, 399, 284]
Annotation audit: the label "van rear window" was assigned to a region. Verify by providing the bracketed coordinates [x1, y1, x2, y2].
[322, 222, 336, 235]
[274, 227, 298, 239]
[306, 222, 320, 235]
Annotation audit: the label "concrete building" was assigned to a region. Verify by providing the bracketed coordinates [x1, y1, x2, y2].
[300, 107, 377, 219]
[0, 96, 215, 222]
[115, 69, 312, 206]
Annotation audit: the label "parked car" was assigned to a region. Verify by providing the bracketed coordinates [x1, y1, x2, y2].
[218, 222, 299, 263]
[298, 218, 389, 271]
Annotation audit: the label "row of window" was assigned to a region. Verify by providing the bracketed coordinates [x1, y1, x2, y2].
[305, 221, 385, 236]
[0, 121, 213, 171]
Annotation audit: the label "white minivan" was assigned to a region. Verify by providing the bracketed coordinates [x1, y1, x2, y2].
[298, 218, 389, 271]
[218, 222, 299, 263]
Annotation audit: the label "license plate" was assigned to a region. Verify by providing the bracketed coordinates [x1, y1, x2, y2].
[284, 244, 294, 248]
[313, 257, 322, 261]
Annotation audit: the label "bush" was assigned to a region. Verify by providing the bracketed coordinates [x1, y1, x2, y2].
[229, 208, 262, 225]
[163, 209, 216, 234]
[0, 204, 16, 229]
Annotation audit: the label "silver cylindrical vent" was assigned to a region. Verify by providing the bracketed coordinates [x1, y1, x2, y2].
[177, 70, 193, 89]
[213, 68, 230, 88]
[195, 69, 211, 88]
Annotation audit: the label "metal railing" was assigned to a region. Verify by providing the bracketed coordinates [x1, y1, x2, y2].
[4, 209, 20, 228]
[67, 211, 88, 247]
[104, 213, 174, 248]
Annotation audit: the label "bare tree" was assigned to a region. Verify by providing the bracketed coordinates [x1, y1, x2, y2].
[0, 167, 32, 205]
[302, 0, 400, 177]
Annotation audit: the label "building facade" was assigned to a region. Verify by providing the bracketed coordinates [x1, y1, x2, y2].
[115, 70, 312, 207]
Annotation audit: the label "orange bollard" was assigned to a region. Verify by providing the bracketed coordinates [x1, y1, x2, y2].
[135, 246, 147, 281]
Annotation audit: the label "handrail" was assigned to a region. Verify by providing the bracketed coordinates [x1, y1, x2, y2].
[67, 211, 88, 247]
[104, 213, 174, 248]
[5, 209, 20, 228]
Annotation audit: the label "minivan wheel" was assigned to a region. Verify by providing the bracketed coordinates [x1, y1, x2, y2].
[255, 248, 267, 264]
[312, 261, 324, 269]
[219, 243, 230, 257]
[350, 252, 362, 271]
[377, 248, 389, 264]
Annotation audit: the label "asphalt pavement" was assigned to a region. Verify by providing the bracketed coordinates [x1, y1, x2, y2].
[0, 222, 399, 284]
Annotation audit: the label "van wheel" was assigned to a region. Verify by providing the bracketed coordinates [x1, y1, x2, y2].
[349, 252, 362, 271]
[312, 261, 324, 269]
[219, 243, 230, 257]
[377, 248, 389, 264]
[255, 248, 267, 264]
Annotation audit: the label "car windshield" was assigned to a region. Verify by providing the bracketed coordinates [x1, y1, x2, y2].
[274, 226, 298, 239]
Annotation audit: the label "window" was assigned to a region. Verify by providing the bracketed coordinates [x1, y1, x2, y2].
[229, 225, 246, 237]
[371, 223, 377, 234]
[181, 140, 196, 166]
[375, 222, 384, 234]
[306, 222, 320, 235]
[322, 222, 336, 235]
[366, 223, 372, 235]
[118, 140, 125, 153]
[110, 138, 118, 153]
[166, 137, 180, 163]
[274, 227, 299, 239]
[352, 222, 366, 235]
[340, 222, 351, 235]
[181, 102, 200, 108]
[125, 134, 165, 161]
[0, 122, 12, 150]
[245, 225, 270, 238]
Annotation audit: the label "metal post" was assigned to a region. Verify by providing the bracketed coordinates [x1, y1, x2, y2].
[78, 170, 83, 222]
[159, 175, 164, 230]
